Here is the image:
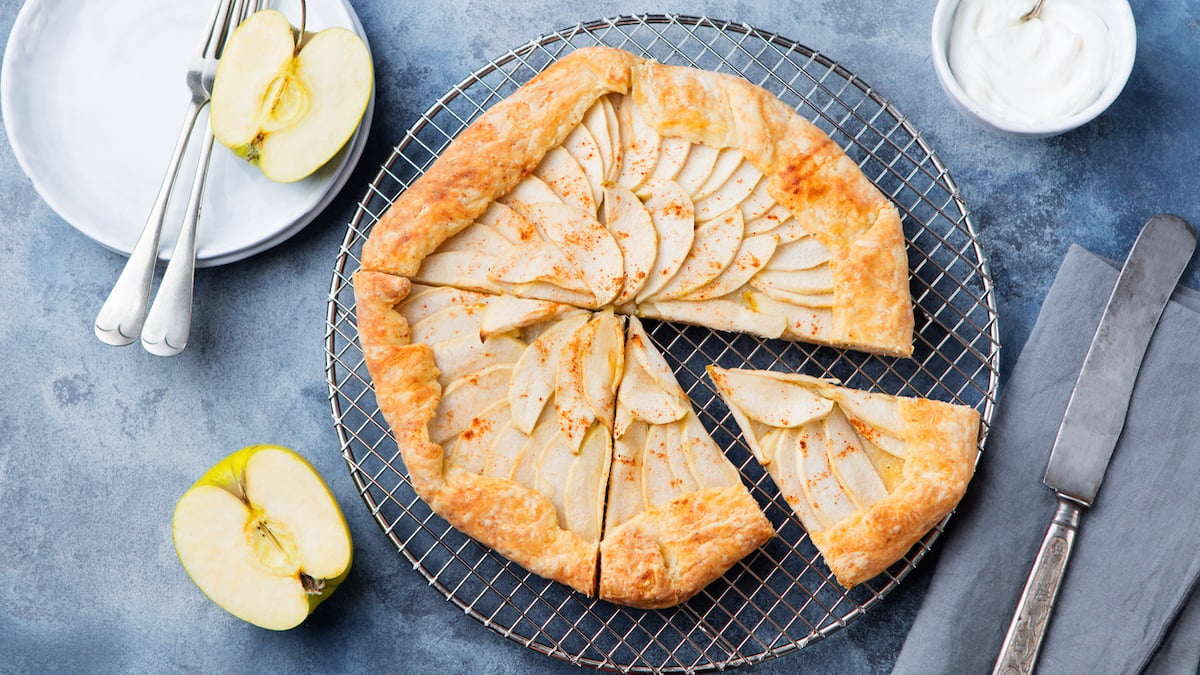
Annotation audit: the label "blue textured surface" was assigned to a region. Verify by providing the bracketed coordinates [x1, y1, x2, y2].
[2, 0, 1198, 672]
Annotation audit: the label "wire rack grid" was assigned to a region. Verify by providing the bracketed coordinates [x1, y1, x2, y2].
[324, 14, 1000, 673]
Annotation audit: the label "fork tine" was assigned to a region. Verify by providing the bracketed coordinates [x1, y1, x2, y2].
[200, 0, 238, 58]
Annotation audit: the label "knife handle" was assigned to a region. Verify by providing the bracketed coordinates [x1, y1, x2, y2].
[992, 497, 1082, 675]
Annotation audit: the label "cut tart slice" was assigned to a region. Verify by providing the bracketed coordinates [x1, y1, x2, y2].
[708, 366, 980, 588]
[599, 318, 774, 609]
[360, 45, 914, 357]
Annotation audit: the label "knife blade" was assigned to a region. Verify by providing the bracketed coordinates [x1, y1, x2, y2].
[993, 214, 1196, 675]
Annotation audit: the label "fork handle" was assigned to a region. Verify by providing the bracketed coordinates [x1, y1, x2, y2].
[141, 122, 218, 357]
[94, 98, 205, 346]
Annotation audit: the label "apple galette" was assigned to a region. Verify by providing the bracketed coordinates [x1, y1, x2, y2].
[354, 46, 967, 606]
[708, 367, 980, 588]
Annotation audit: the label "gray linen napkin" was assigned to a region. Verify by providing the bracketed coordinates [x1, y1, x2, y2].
[892, 245, 1200, 675]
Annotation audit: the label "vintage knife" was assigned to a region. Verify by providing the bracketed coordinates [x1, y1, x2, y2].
[992, 214, 1197, 674]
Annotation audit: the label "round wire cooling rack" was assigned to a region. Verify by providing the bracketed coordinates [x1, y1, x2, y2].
[325, 14, 1000, 673]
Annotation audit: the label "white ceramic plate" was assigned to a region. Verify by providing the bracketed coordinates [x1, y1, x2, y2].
[1, 0, 374, 267]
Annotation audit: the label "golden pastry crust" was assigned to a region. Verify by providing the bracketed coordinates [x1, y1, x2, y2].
[438, 468, 597, 595]
[353, 270, 599, 595]
[599, 486, 774, 609]
[811, 398, 980, 587]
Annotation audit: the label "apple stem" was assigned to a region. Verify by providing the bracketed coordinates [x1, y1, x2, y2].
[294, 0, 307, 56]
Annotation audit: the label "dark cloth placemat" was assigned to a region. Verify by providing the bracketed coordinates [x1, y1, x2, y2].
[892, 245, 1200, 674]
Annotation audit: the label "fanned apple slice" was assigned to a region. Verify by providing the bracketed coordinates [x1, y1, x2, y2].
[753, 426, 785, 466]
[581, 312, 625, 428]
[764, 218, 812, 244]
[691, 148, 745, 201]
[664, 420, 701, 495]
[561, 124, 605, 207]
[412, 250, 504, 294]
[837, 392, 910, 466]
[672, 143, 720, 195]
[582, 97, 617, 182]
[617, 317, 689, 427]
[517, 202, 624, 306]
[856, 426, 908, 461]
[562, 425, 612, 543]
[753, 286, 835, 309]
[478, 202, 540, 245]
[822, 407, 888, 510]
[616, 96, 660, 190]
[645, 207, 744, 302]
[745, 204, 793, 236]
[708, 366, 835, 430]
[749, 266, 835, 296]
[747, 291, 835, 342]
[678, 413, 741, 488]
[647, 136, 690, 183]
[830, 388, 906, 439]
[604, 184, 658, 305]
[766, 237, 832, 271]
[738, 174, 776, 222]
[606, 419, 647, 529]
[439, 222, 514, 254]
[479, 295, 574, 339]
[488, 240, 591, 294]
[684, 233, 779, 302]
[694, 159, 764, 223]
[508, 313, 590, 434]
[430, 334, 525, 386]
[635, 179, 696, 302]
[398, 284, 488, 326]
[429, 364, 514, 445]
[482, 420, 531, 480]
[641, 423, 685, 509]
[534, 146, 597, 214]
[795, 421, 857, 528]
[510, 406, 558, 488]
[532, 427, 578, 523]
[555, 317, 600, 451]
[640, 297, 788, 339]
[446, 399, 511, 475]
[499, 174, 563, 207]
[533, 429, 577, 528]
[766, 427, 825, 533]
[600, 95, 622, 179]
[410, 303, 486, 346]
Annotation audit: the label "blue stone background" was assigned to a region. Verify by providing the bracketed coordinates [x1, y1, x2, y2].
[2, 0, 1198, 672]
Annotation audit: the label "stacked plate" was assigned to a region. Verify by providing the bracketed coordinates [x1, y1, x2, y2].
[1, 0, 373, 267]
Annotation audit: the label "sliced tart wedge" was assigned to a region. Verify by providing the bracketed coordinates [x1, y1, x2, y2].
[600, 318, 773, 608]
[708, 366, 979, 588]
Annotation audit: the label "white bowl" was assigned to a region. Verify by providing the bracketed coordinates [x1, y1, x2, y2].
[931, 0, 1136, 138]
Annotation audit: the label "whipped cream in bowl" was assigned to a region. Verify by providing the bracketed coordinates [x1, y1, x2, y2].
[931, 0, 1136, 138]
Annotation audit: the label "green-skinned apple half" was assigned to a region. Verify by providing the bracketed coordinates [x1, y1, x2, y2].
[172, 444, 353, 630]
[210, 9, 372, 183]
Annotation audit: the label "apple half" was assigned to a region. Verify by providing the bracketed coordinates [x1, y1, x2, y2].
[172, 444, 353, 630]
[210, 9, 372, 183]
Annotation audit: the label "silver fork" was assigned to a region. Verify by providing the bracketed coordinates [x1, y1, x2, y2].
[140, 0, 264, 357]
[93, 0, 240, 348]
